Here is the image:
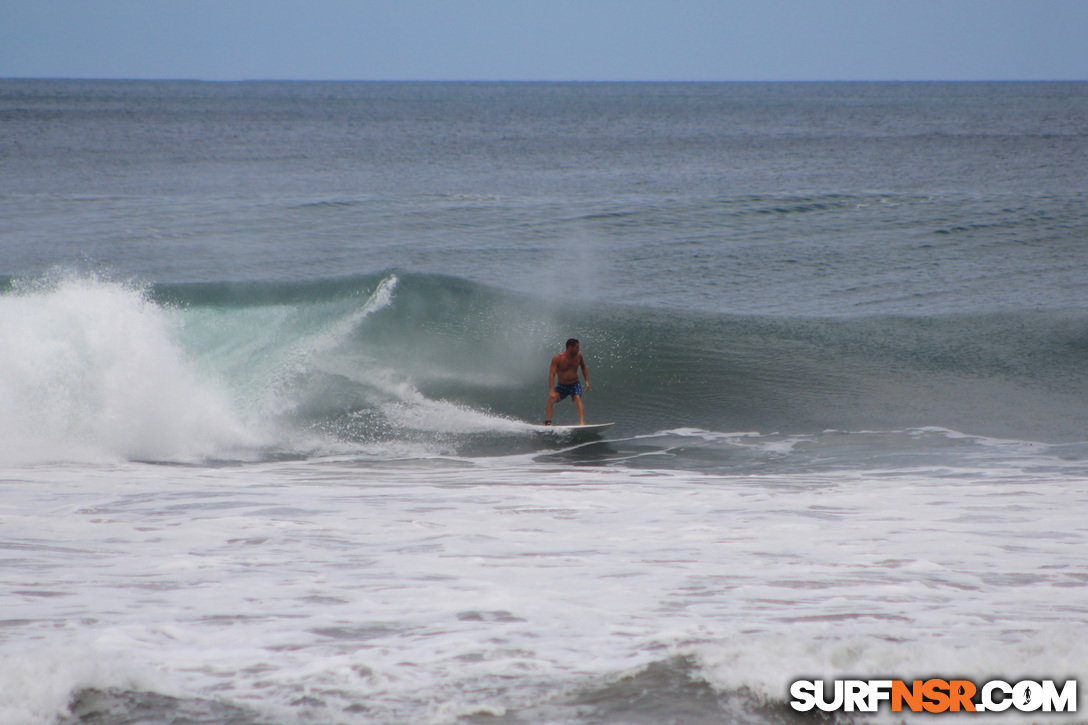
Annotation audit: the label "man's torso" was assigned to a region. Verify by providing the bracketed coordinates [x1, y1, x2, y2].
[553, 352, 582, 385]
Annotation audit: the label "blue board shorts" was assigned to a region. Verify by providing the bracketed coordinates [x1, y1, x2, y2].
[554, 381, 583, 400]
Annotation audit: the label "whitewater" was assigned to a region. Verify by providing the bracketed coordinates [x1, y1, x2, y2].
[2, 80, 1088, 724]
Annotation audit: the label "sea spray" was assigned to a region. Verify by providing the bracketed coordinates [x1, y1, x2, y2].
[0, 275, 257, 464]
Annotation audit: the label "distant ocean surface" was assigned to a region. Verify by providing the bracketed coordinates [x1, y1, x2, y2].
[2, 80, 1087, 724]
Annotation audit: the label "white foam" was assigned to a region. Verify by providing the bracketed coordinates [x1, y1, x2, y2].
[0, 275, 259, 464]
[378, 386, 533, 435]
[2, 451, 1086, 724]
[0, 642, 158, 725]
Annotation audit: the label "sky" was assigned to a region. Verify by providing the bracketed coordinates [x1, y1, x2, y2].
[2, 0, 1087, 82]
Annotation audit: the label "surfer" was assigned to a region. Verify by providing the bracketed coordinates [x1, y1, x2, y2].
[545, 338, 590, 425]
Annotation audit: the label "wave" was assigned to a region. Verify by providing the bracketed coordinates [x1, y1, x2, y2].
[0, 275, 259, 465]
[46, 638, 1088, 725]
[3, 271, 1087, 466]
[54, 658, 792, 725]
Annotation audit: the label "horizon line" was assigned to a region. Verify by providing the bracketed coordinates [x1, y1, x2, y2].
[2, 77, 1086, 84]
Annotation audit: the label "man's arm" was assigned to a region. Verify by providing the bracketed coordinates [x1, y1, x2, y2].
[548, 358, 558, 391]
[579, 355, 590, 389]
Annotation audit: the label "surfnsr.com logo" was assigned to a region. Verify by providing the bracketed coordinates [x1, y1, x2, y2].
[790, 679, 1077, 713]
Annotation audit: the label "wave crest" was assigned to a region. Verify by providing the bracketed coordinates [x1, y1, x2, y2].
[0, 275, 256, 465]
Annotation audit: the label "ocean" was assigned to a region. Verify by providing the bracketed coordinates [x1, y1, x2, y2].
[1, 80, 1087, 724]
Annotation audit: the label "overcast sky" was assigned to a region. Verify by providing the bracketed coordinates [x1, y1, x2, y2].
[2, 0, 1086, 82]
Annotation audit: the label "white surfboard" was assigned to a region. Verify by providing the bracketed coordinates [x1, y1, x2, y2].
[536, 422, 614, 438]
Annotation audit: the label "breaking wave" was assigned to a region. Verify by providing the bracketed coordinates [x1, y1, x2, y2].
[3, 271, 1087, 466]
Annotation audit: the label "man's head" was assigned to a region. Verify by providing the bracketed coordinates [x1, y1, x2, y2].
[565, 338, 579, 352]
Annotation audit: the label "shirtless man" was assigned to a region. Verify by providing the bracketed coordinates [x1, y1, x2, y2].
[545, 338, 590, 425]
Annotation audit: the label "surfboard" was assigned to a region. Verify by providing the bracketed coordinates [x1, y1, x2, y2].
[536, 422, 614, 439]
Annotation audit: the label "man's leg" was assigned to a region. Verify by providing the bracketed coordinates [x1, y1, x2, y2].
[545, 391, 559, 424]
[574, 395, 585, 425]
